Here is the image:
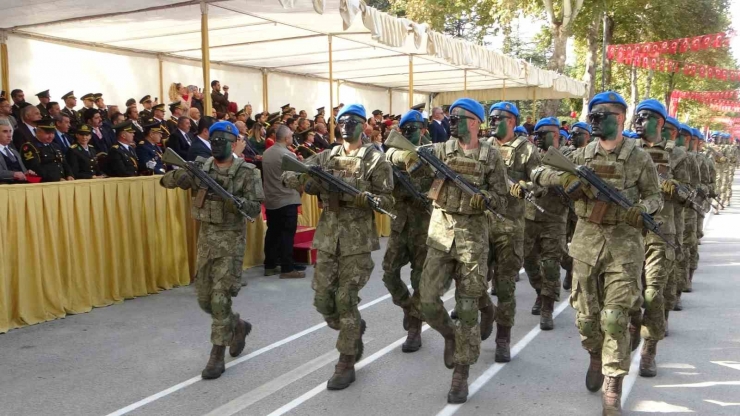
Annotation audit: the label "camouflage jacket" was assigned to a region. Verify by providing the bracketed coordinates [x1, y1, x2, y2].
[386, 147, 433, 234]
[488, 136, 540, 230]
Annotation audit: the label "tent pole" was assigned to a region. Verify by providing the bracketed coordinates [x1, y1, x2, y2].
[158, 55, 164, 105]
[200, 1, 212, 117]
[0, 32, 8, 93]
[464, 69, 467, 95]
[533, 88, 537, 119]
[261, 69, 268, 113]
[328, 34, 334, 143]
[502, 79, 506, 101]
[408, 55, 414, 108]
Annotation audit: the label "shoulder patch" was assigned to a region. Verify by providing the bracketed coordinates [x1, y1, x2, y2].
[138, 141, 144, 145]
[112, 145, 119, 149]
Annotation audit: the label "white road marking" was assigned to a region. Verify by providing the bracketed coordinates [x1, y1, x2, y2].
[632, 400, 694, 412]
[711, 360, 740, 371]
[656, 381, 740, 388]
[104, 287, 409, 416]
[435, 299, 570, 416]
[705, 399, 740, 407]
[621, 339, 645, 408]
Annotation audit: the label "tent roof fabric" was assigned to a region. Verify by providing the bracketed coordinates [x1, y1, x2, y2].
[0, 0, 587, 99]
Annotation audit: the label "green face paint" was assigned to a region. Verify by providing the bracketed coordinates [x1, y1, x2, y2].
[489, 110, 511, 140]
[339, 115, 365, 144]
[661, 127, 671, 142]
[676, 132, 688, 147]
[588, 106, 621, 141]
[210, 131, 235, 161]
[634, 111, 661, 143]
[571, 129, 589, 148]
[450, 107, 473, 144]
[402, 121, 423, 145]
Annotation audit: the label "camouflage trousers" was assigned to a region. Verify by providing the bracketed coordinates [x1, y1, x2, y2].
[314, 248, 374, 355]
[523, 220, 567, 301]
[488, 217, 523, 328]
[571, 250, 643, 377]
[678, 213, 699, 294]
[721, 168, 733, 205]
[635, 236, 675, 341]
[562, 212, 577, 275]
[421, 243, 489, 366]
[381, 223, 429, 321]
[697, 213, 705, 241]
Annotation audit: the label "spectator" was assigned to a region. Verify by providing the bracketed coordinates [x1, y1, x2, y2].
[139, 95, 154, 120]
[19, 117, 74, 182]
[167, 116, 194, 160]
[191, 89, 204, 116]
[47, 101, 61, 118]
[105, 121, 138, 177]
[296, 131, 319, 159]
[136, 123, 165, 175]
[0, 119, 33, 183]
[210, 80, 229, 115]
[313, 122, 330, 149]
[189, 106, 201, 135]
[13, 104, 41, 149]
[262, 124, 306, 279]
[168, 83, 192, 110]
[166, 102, 185, 134]
[429, 106, 450, 143]
[370, 129, 384, 152]
[522, 116, 535, 135]
[35, 90, 51, 117]
[125, 105, 145, 143]
[84, 108, 114, 153]
[0, 98, 18, 131]
[53, 113, 73, 152]
[247, 121, 266, 156]
[110, 112, 125, 126]
[125, 98, 137, 109]
[561, 120, 570, 131]
[187, 116, 214, 161]
[285, 118, 297, 132]
[264, 126, 277, 150]
[66, 124, 104, 179]
[94, 94, 108, 121]
[10, 89, 26, 121]
[62, 91, 80, 130]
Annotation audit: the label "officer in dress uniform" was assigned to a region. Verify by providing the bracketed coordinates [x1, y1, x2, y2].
[151, 103, 170, 143]
[105, 120, 139, 177]
[136, 123, 165, 175]
[36, 90, 51, 117]
[66, 124, 104, 179]
[139, 95, 154, 120]
[77, 93, 96, 121]
[61, 91, 80, 132]
[166, 101, 184, 134]
[20, 117, 74, 182]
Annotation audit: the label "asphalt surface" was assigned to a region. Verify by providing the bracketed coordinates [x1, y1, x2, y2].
[2, 173, 739, 416]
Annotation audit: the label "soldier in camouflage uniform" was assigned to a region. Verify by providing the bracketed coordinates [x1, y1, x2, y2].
[720, 134, 736, 206]
[709, 133, 726, 211]
[674, 125, 701, 310]
[532, 92, 662, 416]
[702, 139, 719, 215]
[413, 98, 508, 403]
[522, 117, 570, 331]
[685, 129, 709, 291]
[382, 109, 433, 353]
[283, 103, 394, 390]
[695, 137, 713, 238]
[560, 121, 591, 291]
[631, 101, 690, 377]
[486, 102, 539, 360]
[160, 121, 263, 380]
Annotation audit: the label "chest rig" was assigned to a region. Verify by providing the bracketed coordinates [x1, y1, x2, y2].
[192, 158, 249, 224]
[644, 141, 671, 179]
[432, 140, 491, 215]
[321, 144, 373, 211]
[575, 139, 639, 225]
[497, 136, 529, 181]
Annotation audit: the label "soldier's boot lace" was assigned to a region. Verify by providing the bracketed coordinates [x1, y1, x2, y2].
[540, 296, 555, 331]
[531, 294, 542, 316]
[480, 302, 496, 341]
[355, 319, 367, 362]
[201, 345, 226, 380]
[440, 326, 456, 369]
[639, 340, 658, 377]
[494, 324, 511, 363]
[326, 354, 356, 390]
[629, 314, 642, 352]
[402, 316, 422, 353]
[229, 319, 252, 358]
[563, 269, 573, 290]
[685, 270, 694, 292]
[586, 351, 604, 392]
[447, 365, 470, 404]
[601, 375, 623, 416]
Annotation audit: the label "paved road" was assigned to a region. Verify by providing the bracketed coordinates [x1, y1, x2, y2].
[2, 174, 739, 416]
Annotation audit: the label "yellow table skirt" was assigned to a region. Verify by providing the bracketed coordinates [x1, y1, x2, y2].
[1, 180, 391, 333]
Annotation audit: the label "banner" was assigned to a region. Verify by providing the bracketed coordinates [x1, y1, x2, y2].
[606, 32, 731, 61]
[611, 56, 740, 80]
[673, 90, 740, 100]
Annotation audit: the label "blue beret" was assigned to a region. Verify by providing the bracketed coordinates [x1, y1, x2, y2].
[665, 117, 680, 130]
[710, 131, 719, 137]
[534, 117, 559, 131]
[588, 91, 628, 112]
[337, 103, 366, 119]
[559, 129, 570, 138]
[513, 126, 527, 135]
[635, 99, 667, 120]
[489, 101, 520, 121]
[571, 121, 592, 134]
[209, 121, 238, 137]
[399, 110, 424, 127]
[691, 128, 702, 138]
[679, 124, 692, 134]
[449, 98, 485, 122]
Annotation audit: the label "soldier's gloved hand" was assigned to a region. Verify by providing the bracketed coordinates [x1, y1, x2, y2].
[354, 191, 379, 209]
[469, 191, 489, 210]
[146, 159, 157, 170]
[559, 173, 593, 200]
[625, 205, 646, 230]
[509, 180, 528, 199]
[401, 151, 420, 171]
[661, 179, 677, 198]
[298, 173, 312, 185]
[224, 198, 244, 214]
[173, 169, 194, 189]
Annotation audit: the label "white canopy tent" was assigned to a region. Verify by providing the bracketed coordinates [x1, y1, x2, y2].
[0, 0, 586, 121]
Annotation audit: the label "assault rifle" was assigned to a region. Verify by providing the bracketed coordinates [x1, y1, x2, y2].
[696, 186, 724, 209]
[507, 178, 544, 213]
[392, 165, 432, 215]
[541, 147, 677, 249]
[281, 155, 397, 220]
[162, 148, 255, 222]
[656, 172, 703, 214]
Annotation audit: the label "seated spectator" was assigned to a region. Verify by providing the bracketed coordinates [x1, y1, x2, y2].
[105, 121, 138, 177]
[53, 113, 74, 152]
[0, 98, 18, 131]
[370, 128, 384, 152]
[262, 125, 305, 279]
[20, 117, 74, 182]
[166, 102, 185, 135]
[244, 104, 255, 129]
[296, 131, 320, 159]
[187, 116, 214, 161]
[313, 122, 330, 149]
[47, 101, 61, 118]
[136, 123, 165, 175]
[67, 124, 104, 179]
[0, 119, 34, 183]
[84, 108, 115, 153]
[167, 116, 193, 160]
[264, 126, 276, 150]
[13, 103, 41, 149]
[110, 111, 125, 127]
[189, 106, 201, 135]
[10, 89, 26, 121]
[125, 105, 145, 143]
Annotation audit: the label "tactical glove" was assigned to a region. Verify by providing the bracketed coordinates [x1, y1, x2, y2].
[354, 191, 379, 209]
[559, 173, 593, 200]
[625, 205, 646, 230]
[298, 173, 312, 185]
[401, 151, 420, 171]
[469, 191, 489, 211]
[173, 169, 194, 189]
[661, 179, 677, 198]
[509, 181, 527, 199]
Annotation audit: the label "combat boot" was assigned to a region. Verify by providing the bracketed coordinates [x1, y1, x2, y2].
[586, 352, 604, 392]
[674, 293, 683, 311]
[356, 319, 367, 362]
[402, 316, 422, 353]
[639, 340, 658, 377]
[531, 292, 542, 315]
[229, 318, 252, 357]
[601, 375, 623, 416]
[327, 354, 356, 390]
[685, 270, 694, 292]
[447, 365, 470, 404]
[563, 270, 573, 290]
[480, 302, 495, 341]
[494, 324, 511, 363]
[540, 296, 554, 330]
[201, 345, 226, 380]
[440, 326, 456, 369]
[450, 310, 459, 320]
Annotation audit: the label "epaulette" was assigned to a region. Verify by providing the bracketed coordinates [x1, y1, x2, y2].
[138, 141, 145, 145]
[112, 145, 119, 149]
[70, 144, 78, 149]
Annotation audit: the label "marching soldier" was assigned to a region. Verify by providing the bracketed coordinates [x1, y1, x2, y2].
[66, 124, 104, 179]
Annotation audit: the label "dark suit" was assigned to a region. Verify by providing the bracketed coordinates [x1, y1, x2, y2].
[11, 103, 24, 122]
[105, 143, 138, 177]
[0, 144, 27, 183]
[37, 103, 49, 118]
[62, 107, 81, 132]
[189, 118, 199, 135]
[53, 131, 73, 153]
[139, 109, 153, 121]
[12, 123, 36, 150]
[20, 140, 72, 182]
[429, 119, 449, 143]
[66, 144, 101, 179]
[313, 133, 330, 150]
[187, 136, 211, 161]
[166, 116, 178, 137]
[167, 128, 193, 160]
[135, 141, 165, 175]
[90, 126, 115, 154]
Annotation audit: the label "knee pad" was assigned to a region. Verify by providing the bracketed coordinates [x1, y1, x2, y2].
[335, 289, 360, 315]
[542, 259, 561, 281]
[209, 290, 232, 319]
[455, 297, 479, 327]
[601, 308, 628, 337]
[643, 287, 662, 311]
[496, 278, 515, 302]
[313, 292, 336, 317]
[576, 314, 600, 338]
[421, 302, 446, 324]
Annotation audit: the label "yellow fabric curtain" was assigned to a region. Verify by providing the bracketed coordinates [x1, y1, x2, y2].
[296, 193, 391, 237]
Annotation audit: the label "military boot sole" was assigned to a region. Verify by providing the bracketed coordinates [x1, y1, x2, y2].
[494, 348, 511, 363]
[639, 364, 657, 378]
[201, 366, 225, 380]
[326, 369, 356, 390]
[355, 319, 367, 362]
[229, 320, 252, 358]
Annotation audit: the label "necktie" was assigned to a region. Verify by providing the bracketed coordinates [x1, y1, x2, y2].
[4, 147, 16, 162]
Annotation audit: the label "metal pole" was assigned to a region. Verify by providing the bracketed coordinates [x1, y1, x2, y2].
[201, 1, 212, 117]
[262, 69, 268, 113]
[464, 69, 467, 95]
[158, 55, 164, 105]
[0, 32, 9, 94]
[328, 35, 334, 143]
[409, 55, 414, 108]
[601, 10, 607, 92]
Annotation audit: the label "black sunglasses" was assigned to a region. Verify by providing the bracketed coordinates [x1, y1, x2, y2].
[633, 112, 657, 123]
[489, 114, 511, 123]
[587, 111, 620, 123]
[449, 114, 476, 125]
